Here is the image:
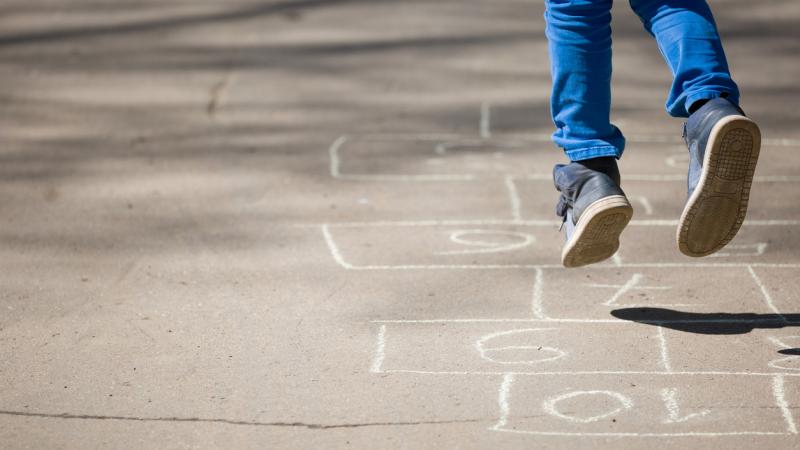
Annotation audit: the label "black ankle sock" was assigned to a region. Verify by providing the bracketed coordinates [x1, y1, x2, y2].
[688, 99, 709, 114]
[688, 93, 731, 115]
[573, 156, 621, 185]
[574, 156, 616, 172]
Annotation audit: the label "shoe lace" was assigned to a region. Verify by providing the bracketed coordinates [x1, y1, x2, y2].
[556, 195, 570, 231]
[682, 122, 688, 146]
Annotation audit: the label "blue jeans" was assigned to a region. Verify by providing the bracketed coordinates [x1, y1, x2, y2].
[545, 0, 740, 161]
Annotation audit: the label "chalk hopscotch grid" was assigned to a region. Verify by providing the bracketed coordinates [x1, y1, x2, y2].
[346, 249, 800, 435]
[330, 132, 800, 184]
[329, 114, 800, 438]
[331, 128, 800, 226]
[372, 323, 800, 437]
[367, 277, 800, 436]
[322, 222, 800, 271]
[491, 373, 795, 437]
[366, 263, 798, 371]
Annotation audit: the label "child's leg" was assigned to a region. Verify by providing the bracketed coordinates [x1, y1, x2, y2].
[545, 0, 625, 162]
[546, 1, 632, 268]
[630, 0, 759, 258]
[628, 0, 740, 117]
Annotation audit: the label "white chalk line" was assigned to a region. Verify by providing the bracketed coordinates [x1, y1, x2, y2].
[660, 388, 710, 423]
[383, 369, 800, 377]
[337, 132, 800, 148]
[493, 428, 789, 437]
[772, 375, 798, 434]
[323, 262, 800, 271]
[613, 303, 697, 309]
[371, 325, 387, 373]
[329, 134, 475, 181]
[343, 133, 464, 140]
[656, 326, 673, 373]
[491, 373, 514, 431]
[373, 318, 623, 324]
[762, 138, 800, 147]
[334, 170, 800, 184]
[323, 263, 565, 271]
[475, 329, 566, 365]
[747, 266, 787, 321]
[480, 102, 492, 139]
[321, 224, 355, 270]
[314, 219, 557, 228]
[518, 173, 800, 182]
[328, 134, 800, 182]
[531, 268, 548, 320]
[541, 391, 633, 424]
[337, 173, 476, 181]
[612, 252, 623, 267]
[315, 219, 800, 227]
[434, 140, 529, 155]
[769, 354, 800, 372]
[600, 273, 650, 306]
[767, 336, 800, 372]
[710, 242, 768, 258]
[589, 274, 683, 308]
[588, 283, 670, 290]
[603, 274, 641, 305]
[768, 336, 800, 350]
[434, 229, 535, 255]
[319, 226, 800, 270]
[504, 175, 523, 222]
[329, 135, 347, 179]
[632, 196, 654, 215]
[371, 318, 800, 324]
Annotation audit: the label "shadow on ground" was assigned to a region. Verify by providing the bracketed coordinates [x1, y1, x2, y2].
[611, 307, 800, 335]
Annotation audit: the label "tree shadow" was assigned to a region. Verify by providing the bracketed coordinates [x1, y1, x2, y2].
[611, 307, 800, 335]
[0, 0, 358, 47]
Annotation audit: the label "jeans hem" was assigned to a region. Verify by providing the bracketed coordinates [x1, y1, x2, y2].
[564, 145, 623, 161]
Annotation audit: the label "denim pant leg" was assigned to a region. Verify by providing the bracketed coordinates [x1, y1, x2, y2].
[629, 0, 740, 117]
[545, 0, 626, 162]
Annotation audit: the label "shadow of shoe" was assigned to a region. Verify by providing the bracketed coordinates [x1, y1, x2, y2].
[610, 307, 800, 335]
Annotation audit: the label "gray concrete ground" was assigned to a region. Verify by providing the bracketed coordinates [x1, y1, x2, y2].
[2, 0, 800, 448]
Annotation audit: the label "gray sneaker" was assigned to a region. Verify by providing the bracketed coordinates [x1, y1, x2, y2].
[678, 98, 761, 257]
[553, 158, 633, 268]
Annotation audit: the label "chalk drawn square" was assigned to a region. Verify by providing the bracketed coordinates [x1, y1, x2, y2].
[617, 141, 800, 178]
[511, 178, 678, 221]
[498, 374, 792, 436]
[617, 141, 700, 176]
[537, 267, 782, 321]
[346, 270, 539, 319]
[321, 180, 515, 223]
[324, 224, 560, 269]
[373, 322, 662, 374]
[745, 267, 800, 318]
[511, 178, 800, 222]
[661, 327, 800, 374]
[331, 134, 556, 180]
[614, 225, 800, 265]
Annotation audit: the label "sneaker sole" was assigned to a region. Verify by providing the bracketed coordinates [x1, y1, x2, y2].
[561, 195, 633, 268]
[677, 115, 761, 257]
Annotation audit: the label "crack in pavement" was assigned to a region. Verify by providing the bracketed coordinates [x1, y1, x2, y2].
[0, 410, 498, 429]
[206, 73, 234, 118]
